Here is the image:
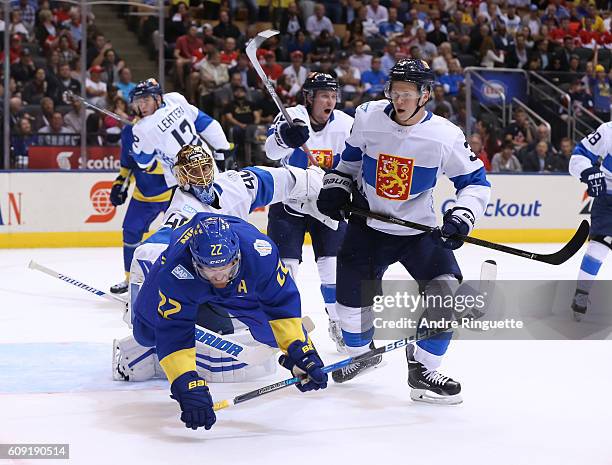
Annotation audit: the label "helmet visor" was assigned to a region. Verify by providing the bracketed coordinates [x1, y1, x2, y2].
[193, 256, 240, 284]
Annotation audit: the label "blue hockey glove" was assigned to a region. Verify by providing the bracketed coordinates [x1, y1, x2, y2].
[275, 118, 310, 148]
[110, 174, 129, 206]
[170, 371, 216, 430]
[316, 170, 353, 221]
[434, 208, 474, 250]
[279, 339, 328, 392]
[580, 166, 607, 197]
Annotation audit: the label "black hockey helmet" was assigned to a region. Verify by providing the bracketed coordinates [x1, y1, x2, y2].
[385, 59, 435, 97]
[302, 72, 339, 94]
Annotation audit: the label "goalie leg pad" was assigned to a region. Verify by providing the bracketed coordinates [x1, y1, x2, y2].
[113, 335, 165, 382]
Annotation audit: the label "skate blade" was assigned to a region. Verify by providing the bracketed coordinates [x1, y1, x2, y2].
[332, 360, 387, 384]
[410, 389, 463, 405]
[572, 311, 583, 322]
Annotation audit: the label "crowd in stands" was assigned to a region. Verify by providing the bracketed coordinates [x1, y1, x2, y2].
[2, 0, 611, 171]
[0, 0, 137, 168]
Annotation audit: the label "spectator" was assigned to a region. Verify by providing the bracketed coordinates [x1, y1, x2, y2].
[261, 50, 283, 82]
[501, 6, 521, 34]
[306, 3, 333, 39]
[556, 36, 576, 71]
[354, 5, 379, 38]
[477, 119, 502, 160]
[468, 133, 491, 171]
[480, 36, 505, 68]
[335, 51, 362, 105]
[505, 33, 529, 69]
[439, 59, 464, 97]
[366, 0, 388, 25]
[280, 2, 305, 37]
[38, 111, 76, 146]
[192, 49, 229, 114]
[103, 96, 129, 144]
[314, 29, 337, 61]
[220, 37, 239, 67]
[8, 96, 29, 131]
[11, 117, 37, 168]
[49, 62, 81, 105]
[426, 84, 454, 117]
[349, 39, 373, 74]
[522, 141, 556, 172]
[10, 47, 36, 84]
[115, 67, 136, 103]
[213, 9, 241, 40]
[228, 53, 259, 89]
[491, 141, 522, 172]
[522, 4, 541, 37]
[426, 18, 448, 47]
[9, 10, 30, 41]
[102, 48, 124, 85]
[33, 96, 54, 131]
[451, 100, 477, 134]
[173, 24, 203, 91]
[379, 7, 404, 39]
[381, 40, 400, 75]
[287, 29, 312, 57]
[532, 39, 551, 70]
[13, 0, 35, 34]
[35, 9, 57, 51]
[315, 55, 337, 78]
[57, 34, 77, 65]
[492, 23, 514, 53]
[361, 56, 387, 99]
[504, 108, 535, 150]
[22, 67, 49, 105]
[414, 28, 437, 63]
[283, 50, 308, 94]
[87, 33, 113, 69]
[223, 85, 261, 167]
[63, 98, 82, 133]
[590, 63, 611, 121]
[85, 65, 107, 108]
[432, 42, 453, 75]
[62, 10, 81, 46]
[566, 79, 594, 119]
[553, 137, 573, 172]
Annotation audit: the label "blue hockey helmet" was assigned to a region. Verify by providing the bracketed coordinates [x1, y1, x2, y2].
[189, 217, 241, 286]
[129, 78, 163, 103]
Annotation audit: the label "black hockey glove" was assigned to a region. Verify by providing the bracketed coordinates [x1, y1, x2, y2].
[433, 208, 474, 250]
[170, 371, 216, 430]
[109, 174, 129, 206]
[275, 118, 310, 148]
[316, 170, 353, 221]
[580, 166, 607, 197]
[279, 339, 328, 392]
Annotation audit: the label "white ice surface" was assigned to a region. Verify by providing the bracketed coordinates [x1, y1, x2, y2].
[1, 243, 612, 465]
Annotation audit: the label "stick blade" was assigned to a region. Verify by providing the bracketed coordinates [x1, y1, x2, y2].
[538, 220, 590, 265]
[246, 29, 280, 52]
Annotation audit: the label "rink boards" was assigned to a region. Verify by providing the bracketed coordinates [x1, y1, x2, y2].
[0, 171, 591, 248]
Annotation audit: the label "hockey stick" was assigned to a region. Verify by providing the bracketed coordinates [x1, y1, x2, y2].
[346, 207, 589, 266]
[245, 30, 319, 167]
[28, 260, 128, 304]
[213, 328, 440, 411]
[63, 90, 134, 126]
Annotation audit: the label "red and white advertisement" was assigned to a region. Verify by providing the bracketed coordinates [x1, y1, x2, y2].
[28, 146, 121, 170]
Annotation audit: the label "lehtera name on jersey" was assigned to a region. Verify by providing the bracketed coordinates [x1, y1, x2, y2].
[157, 106, 186, 133]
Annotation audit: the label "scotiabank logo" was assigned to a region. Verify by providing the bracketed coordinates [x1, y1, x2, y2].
[0, 192, 23, 225]
[85, 181, 116, 223]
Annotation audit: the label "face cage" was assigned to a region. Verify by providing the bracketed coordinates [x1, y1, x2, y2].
[192, 252, 241, 284]
[174, 156, 215, 190]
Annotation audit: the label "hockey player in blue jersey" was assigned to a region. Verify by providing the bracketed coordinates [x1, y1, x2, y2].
[109, 123, 173, 294]
[265, 73, 354, 352]
[317, 59, 491, 404]
[569, 121, 612, 321]
[132, 214, 328, 430]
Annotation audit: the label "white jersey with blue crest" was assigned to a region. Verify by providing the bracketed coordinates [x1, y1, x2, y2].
[265, 104, 354, 171]
[131, 92, 229, 187]
[336, 100, 491, 235]
[569, 121, 612, 188]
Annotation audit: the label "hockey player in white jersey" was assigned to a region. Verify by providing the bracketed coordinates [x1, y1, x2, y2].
[317, 59, 491, 404]
[129, 78, 230, 186]
[265, 72, 354, 352]
[569, 121, 612, 321]
[114, 144, 327, 384]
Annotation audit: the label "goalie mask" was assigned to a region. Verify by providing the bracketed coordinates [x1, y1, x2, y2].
[173, 145, 216, 204]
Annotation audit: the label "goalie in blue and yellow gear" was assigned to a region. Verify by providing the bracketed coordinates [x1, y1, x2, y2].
[132, 214, 328, 430]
